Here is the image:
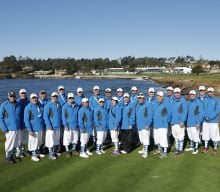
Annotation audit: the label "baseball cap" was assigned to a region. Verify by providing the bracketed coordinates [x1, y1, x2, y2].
[82, 98, 89, 103]
[93, 86, 100, 90]
[58, 85, 64, 90]
[157, 91, 164, 97]
[67, 93, 74, 98]
[189, 90, 196, 95]
[8, 91, 16, 97]
[77, 87, 83, 92]
[98, 98, 105, 102]
[131, 86, 138, 91]
[117, 88, 123, 92]
[167, 86, 174, 91]
[51, 92, 59, 97]
[174, 88, 181, 93]
[111, 96, 118, 101]
[148, 87, 155, 93]
[30, 93, 38, 99]
[105, 88, 112, 92]
[137, 93, 145, 98]
[123, 93, 130, 98]
[39, 90, 46, 94]
[199, 86, 206, 91]
[207, 87, 214, 92]
[19, 89, 27, 94]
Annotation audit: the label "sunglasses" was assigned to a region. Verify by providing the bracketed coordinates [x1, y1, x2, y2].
[9, 95, 16, 98]
[106, 91, 111, 93]
[59, 89, 64, 91]
[31, 97, 38, 99]
[68, 97, 74, 99]
[21, 92, 27, 94]
[77, 92, 83, 93]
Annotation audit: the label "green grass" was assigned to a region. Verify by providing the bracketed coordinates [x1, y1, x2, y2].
[0, 132, 220, 192]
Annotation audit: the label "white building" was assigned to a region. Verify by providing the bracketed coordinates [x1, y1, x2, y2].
[173, 67, 192, 74]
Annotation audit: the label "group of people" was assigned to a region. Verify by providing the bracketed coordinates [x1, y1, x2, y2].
[0, 84, 219, 164]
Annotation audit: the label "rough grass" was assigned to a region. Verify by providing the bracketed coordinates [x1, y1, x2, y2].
[0, 132, 220, 192]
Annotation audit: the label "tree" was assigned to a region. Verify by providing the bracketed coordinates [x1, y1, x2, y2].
[192, 65, 205, 75]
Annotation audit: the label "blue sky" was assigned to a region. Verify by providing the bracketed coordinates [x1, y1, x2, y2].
[0, 0, 220, 60]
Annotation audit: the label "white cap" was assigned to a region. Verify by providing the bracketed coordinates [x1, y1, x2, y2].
[105, 88, 112, 92]
[189, 90, 196, 95]
[19, 89, 27, 94]
[167, 86, 174, 91]
[51, 92, 59, 97]
[77, 87, 83, 92]
[137, 93, 145, 98]
[58, 85, 64, 90]
[98, 98, 105, 102]
[111, 96, 118, 101]
[174, 87, 181, 93]
[123, 93, 130, 98]
[30, 93, 38, 99]
[131, 86, 138, 91]
[148, 87, 155, 93]
[207, 87, 214, 92]
[117, 88, 123, 92]
[67, 93, 74, 98]
[93, 86, 100, 90]
[199, 86, 206, 91]
[157, 91, 164, 97]
[82, 98, 89, 103]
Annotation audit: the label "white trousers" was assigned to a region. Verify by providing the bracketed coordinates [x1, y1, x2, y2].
[202, 122, 220, 142]
[80, 133, 89, 146]
[96, 131, 107, 145]
[138, 129, 150, 146]
[5, 131, 17, 153]
[45, 129, 60, 148]
[28, 131, 42, 151]
[110, 130, 119, 143]
[17, 129, 28, 146]
[187, 127, 200, 143]
[63, 129, 79, 146]
[172, 124, 185, 140]
[154, 128, 168, 148]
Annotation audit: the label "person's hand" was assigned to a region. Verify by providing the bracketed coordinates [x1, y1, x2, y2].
[145, 126, 149, 130]
[179, 123, 185, 128]
[29, 132, 36, 137]
[128, 125, 132, 129]
[195, 124, 200, 129]
[48, 127, 53, 130]
[65, 127, 69, 131]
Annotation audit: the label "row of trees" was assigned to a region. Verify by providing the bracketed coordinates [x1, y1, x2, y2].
[0, 55, 219, 74]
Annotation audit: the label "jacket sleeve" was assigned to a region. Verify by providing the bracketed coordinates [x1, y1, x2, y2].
[24, 106, 34, 132]
[94, 109, 101, 128]
[43, 104, 53, 129]
[115, 106, 122, 128]
[129, 104, 136, 126]
[147, 104, 153, 127]
[61, 105, 68, 128]
[197, 102, 204, 125]
[78, 109, 85, 130]
[208, 99, 220, 120]
[0, 103, 8, 132]
[180, 100, 188, 123]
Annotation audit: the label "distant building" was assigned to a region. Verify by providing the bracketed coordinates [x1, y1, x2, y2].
[33, 70, 53, 75]
[135, 67, 166, 73]
[173, 67, 192, 74]
[55, 69, 67, 76]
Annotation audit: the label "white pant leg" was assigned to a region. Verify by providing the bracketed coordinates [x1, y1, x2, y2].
[28, 131, 42, 151]
[54, 129, 60, 146]
[63, 129, 71, 146]
[138, 130, 143, 144]
[142, 129, 150, 146]
[202, 122, 210, 141]
[110, 130, 119, 143]
[96, 131, 105, 145]
[189, 127, 200, 143]
[153, 128, 160, 145]
[209, 123, 220, 142]
[45, 130, 54, 148]
[70, 129, 79, 144]
[80, 133, 89, 146]
[186, 127, 193, 141]
[171, 124, 185, 140]
[158, 128, 168, 148]
[5, 131, 17, 153]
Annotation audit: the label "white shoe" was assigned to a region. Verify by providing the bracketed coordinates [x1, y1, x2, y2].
[120, 150, 127, 154]
[86, 150, 93, 156]
[192, 150, 199, 155]
[100, 150, 106, 154]
[185, 148, 193, 152]
[142, 153, 148, 158]
[31, 156, 40, 162]
[80, 152, 89, 158]
[56, 152, 62, 156]
[39, 154, 45, 158]
[138, 149, 144, 154]
[48, 155, 57, 160]
[96, 151, 102, 155]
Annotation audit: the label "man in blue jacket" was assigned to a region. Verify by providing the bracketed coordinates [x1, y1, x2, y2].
[0, 91, 21, 164]
[202, 87, 220, 155]
[62, 93, 79, 157]
[185, 90, 204, 155]
[75, 87, 85, 108]
[24, 93, 44, 162]
[104, 88, 112, 112]
[120, 93, 136, 154]
[170, 87, 188, 156]
[44, 92, 62, 160]
[130, 86, 138, 105]
[116, 88, 124, 108]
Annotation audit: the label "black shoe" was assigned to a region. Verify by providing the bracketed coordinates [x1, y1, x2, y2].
[64, 151, 72, 157]
[6, 158, 16, 164]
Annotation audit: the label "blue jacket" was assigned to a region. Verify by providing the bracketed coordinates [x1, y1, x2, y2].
[75, 95, 85, 108]
[108, 104, 122, 130]
[78, 106, 93, 133]
[58, 94, 67, 107]
[164, 95, 173, 105]
[89, 95, 103, 111]
[94, 105, 108, 131]
[170, 96, 188, 125]
[197, 95, 207, 104]
[146, 96, 156, 106]
[136, 102, 153, 130]
[62, 102, 79, 130]
[17, 98, 29, 129]
[117, 96, 124, 108]
[130, 95, 138, 105]
[121, 102, 136, 130]
[0, 100, 21, 132]
[43, 101, 61, 130]
[24, 103, 44, 132]
[203, 96, 220, 123]
[153, 100, 171, 129]
[39, 98, 48, 108]
[187, 98, 204, 127]
[104, 96, 111, 112]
